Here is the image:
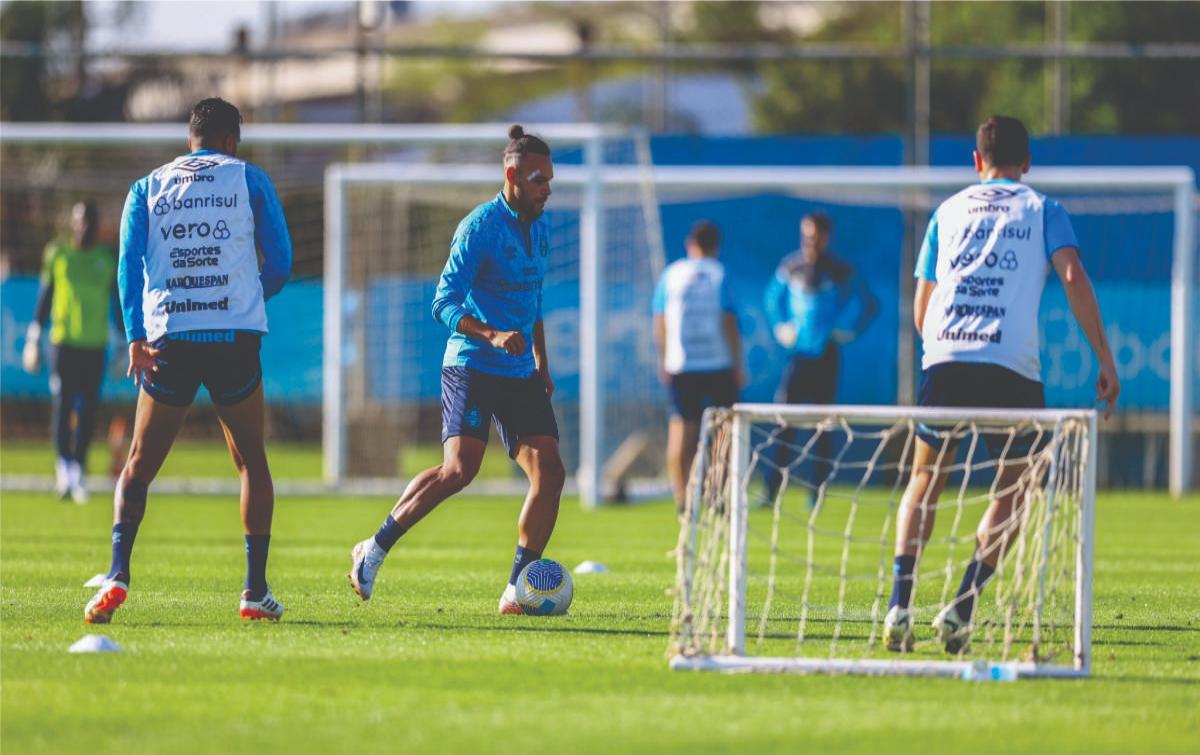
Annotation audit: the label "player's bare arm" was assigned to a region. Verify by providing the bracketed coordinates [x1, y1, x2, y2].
[126, 339, 161, 385]
[722, 312, 744, 388]
[1052, 246, 1120, 417]
[653, 312, 668, 384]
[913, 278, 936, 333]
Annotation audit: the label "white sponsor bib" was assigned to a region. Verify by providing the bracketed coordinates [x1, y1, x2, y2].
[922, 182, 1049, 381]
[660, 257, 732, 374]
[143, 153, 265, 339]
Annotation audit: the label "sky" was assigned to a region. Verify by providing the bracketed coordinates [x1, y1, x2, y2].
[84, 1, 499, 52]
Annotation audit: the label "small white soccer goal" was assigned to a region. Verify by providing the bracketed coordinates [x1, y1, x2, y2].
[669, 403, 1097, 679]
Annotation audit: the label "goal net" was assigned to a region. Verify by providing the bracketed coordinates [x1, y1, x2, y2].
[670, 404, 1097, 678]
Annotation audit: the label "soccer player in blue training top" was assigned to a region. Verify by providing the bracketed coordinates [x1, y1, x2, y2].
[349, 124, 565, 615]
[883, 115, 1119, 653]
[23, 200, 122, 504]
[762, 212, 878, 500]
[84, 98, 293, 624]
[653, 220, 743, 515]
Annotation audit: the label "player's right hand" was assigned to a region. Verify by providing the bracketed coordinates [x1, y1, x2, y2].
[489, 330, 526, 356]
[21, 339, 41, 374]
[773, 323, 797, 349]
[1096, 359, 1120, 420]
[127, 339, 161, 387]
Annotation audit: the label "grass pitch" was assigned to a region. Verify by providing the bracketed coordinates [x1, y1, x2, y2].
[1, 487, 1197, 754]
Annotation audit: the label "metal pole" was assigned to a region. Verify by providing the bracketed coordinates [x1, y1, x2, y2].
[1170, 179, 1196, 497]
[899, 1, 931, 406]
[323, 168, 347, 484]
[1046, 1, 1070, 134]
[579, 135, 605, 506]
[727, 414, 751, 655]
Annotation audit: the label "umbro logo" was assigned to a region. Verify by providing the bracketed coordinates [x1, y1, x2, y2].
[175, 158, 219, 173]
[967, 186, 1019, 202]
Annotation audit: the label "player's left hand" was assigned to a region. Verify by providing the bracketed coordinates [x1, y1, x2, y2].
[127, 339, 161, 387]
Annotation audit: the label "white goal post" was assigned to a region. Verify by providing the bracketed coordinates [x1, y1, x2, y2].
[669, 403, 1097, 679]
[324, 162, 1195, 505]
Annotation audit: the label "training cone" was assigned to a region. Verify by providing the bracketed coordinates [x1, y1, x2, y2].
[574, 560, 609, 574]
[69, 634, 123, 654]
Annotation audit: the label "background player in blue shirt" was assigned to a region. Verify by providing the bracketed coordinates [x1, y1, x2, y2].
[883, 116, 1119, 654]
[84, 98, 293, 625]
[761, 212, 878, 500]
[653, 221, 743, 515]
[350, 125, 566, 615]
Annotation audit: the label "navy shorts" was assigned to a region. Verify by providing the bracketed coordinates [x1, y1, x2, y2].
[141, 331, 262, 408]
[668, 369, 738, 422]
[917, 361, 1046, 458]
[441, 366, 559, 458]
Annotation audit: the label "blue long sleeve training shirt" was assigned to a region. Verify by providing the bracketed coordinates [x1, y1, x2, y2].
[764, 251, 879, 357]
[119, 149, 293, 342]
[432, 192, 549, 377]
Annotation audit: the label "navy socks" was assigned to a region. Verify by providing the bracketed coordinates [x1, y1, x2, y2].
[888, 555, 916, 610]
[373, 516, 407, 552]
[106, 523, 139, 584]
[508, 545, 542, 587]
[953, 555, 996, 620]
[244, 534, 271, 600]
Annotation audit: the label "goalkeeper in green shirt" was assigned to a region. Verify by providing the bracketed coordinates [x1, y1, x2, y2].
[23, 200, 122, 503]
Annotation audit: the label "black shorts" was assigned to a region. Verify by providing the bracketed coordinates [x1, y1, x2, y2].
[668, 369, 738, 422]
[917, 361, 1046, 458]
[140, 331, 262, 408]
[440, 366, 559, 458]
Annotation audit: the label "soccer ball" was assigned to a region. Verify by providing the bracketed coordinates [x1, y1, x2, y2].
[515, 558, 573, 616]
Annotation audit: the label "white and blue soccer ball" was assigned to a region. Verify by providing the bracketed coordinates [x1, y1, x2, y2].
[515, 558, 573, 616]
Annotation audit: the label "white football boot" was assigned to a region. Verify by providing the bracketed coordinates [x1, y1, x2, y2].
[932, 603, 972, 654]
[240, 588, 285, 621]
[54, 457, 71, 499]
[348, 537, 387, 601]
[883, 605, 914, 652]
[84, 579, 128, 624]
[498, 583, 523, 615]
[68, 461, 88, 505]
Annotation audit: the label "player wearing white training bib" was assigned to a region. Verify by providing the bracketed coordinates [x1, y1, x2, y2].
[85, 99, 293, 626]
[653, 221, 742, 513]
[883, 116, 1119, 655]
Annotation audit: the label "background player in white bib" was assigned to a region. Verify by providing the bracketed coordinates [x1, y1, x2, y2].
[653, 221, 743, 514]
[883, 116, 1119, 653]
[84, 98, 293, 624]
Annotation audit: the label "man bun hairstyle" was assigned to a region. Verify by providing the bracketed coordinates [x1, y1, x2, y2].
[688, 220, 721, 253]
[504, 124, 551, 167]
[190, 97, 242, 141]
[976, 115, 1030, 168]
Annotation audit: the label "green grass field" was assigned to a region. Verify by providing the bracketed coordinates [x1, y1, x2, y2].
[2, 487, 1197, 754]
[0, 439, 515, 481]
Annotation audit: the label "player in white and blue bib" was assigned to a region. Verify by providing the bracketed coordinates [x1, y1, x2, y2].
[652, 220, 743, 513]
[883, 116, 1120, 653]
[85, 98, 293, 625]
[349, 125, 566, 615]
